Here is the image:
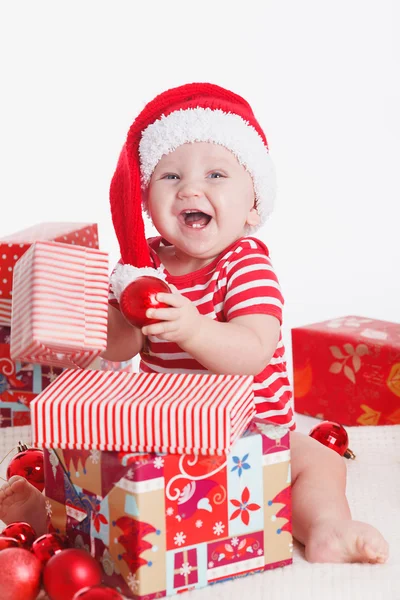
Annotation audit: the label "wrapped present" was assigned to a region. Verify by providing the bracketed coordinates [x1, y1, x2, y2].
[0, 324, 63, 428]
[43, 419, 292, 598]
[292, 315, 400, 425]
[10, 241, 109, 369]
[31, 370, 256, 455]
[0, 222, 99, 327]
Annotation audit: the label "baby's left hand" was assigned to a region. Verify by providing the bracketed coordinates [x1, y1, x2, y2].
[142, 285, 201, 344]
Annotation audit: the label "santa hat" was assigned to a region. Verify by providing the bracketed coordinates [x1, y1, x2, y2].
[110, 82, 275, 286]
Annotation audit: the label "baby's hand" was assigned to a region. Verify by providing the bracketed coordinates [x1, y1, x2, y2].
[142, 285, 201, 344]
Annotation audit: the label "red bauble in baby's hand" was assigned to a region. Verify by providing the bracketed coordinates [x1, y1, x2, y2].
[119, 276, 171, 329]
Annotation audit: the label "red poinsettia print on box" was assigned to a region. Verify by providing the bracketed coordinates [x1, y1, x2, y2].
[230, 486, 261, 526]
[164, 453, 229, 550]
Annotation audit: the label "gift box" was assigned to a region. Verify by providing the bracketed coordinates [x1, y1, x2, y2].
[0, 223, 99, 429]
[0, 325, 63, 428]
[35, 370, 291, 597]
[43, 420, 292, 598]
[292, 315, 400, 426]
[10, 241, 109, 369]
[0, 222, 99, 327]
[31, 370, 256, 455]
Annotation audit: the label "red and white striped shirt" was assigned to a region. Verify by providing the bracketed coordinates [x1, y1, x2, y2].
[110, 236, 294, 430]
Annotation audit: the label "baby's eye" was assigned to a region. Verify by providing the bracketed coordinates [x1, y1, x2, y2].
[208, 172, 224, 179]
[162, 174, 179, 180]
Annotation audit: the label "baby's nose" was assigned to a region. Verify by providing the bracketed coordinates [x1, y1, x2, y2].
[177, 181, 202, 199]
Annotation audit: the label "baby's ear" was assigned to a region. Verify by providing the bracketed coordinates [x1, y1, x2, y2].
[246, 207, 261, 227]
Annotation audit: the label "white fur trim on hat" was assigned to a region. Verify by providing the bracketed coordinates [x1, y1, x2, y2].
[110, 264, 167, 301]
[138, 107, 276, 227]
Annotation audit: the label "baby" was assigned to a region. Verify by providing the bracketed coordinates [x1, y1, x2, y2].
[0, 83, 388, 563]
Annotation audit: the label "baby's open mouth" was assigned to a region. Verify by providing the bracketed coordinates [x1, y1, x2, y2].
[179, 210, 212, 229]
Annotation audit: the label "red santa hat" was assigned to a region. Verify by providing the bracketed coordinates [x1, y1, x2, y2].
[110, 82, 275, 272]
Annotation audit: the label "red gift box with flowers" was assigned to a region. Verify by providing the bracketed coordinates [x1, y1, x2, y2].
[33, 369, 292, 598]
[292, 315, 400, 426]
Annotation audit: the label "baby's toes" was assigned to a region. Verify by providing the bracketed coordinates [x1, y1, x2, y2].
[359, 538, 389, 563]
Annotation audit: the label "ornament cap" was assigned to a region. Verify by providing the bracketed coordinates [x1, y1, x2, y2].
[17, 441, 29, 452]
[344, 448, 356, 460]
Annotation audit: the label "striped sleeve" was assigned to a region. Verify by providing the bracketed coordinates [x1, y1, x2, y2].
[223, 242, 284, 323]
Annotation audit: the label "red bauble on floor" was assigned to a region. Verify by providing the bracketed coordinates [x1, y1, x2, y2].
[73, 585, 124, 599]
[32, 532, 68, 564]
[0, 536, 19, 550]
[6, 443, 45, 492]
[0, 547, 42, 600]
[1, 521, 37, 548]
[309, 420, 356, 459]
[43, 548, 103, 600]
[119, 276, 171, 328]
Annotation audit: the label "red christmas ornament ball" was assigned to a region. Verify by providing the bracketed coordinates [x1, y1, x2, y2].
[7, 446, 45, 492]
[73, 585, 124, 599]
[119, 276, 171, 328]
[0, 547, 42, 600]
[0, 536, 19, 551]
[43, 548, 102, 600]
[32, 532, 68, 564]
[1, 521, 37, 548]
[309, 420, 355, 458]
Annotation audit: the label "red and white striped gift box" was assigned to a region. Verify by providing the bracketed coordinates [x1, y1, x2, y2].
[31, 369, 255, 455]
[10, 241, 109, 369]
[0, 222, 99, 327]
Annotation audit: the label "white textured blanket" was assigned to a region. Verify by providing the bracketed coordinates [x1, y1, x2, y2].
[189, 421, 400, 600]
[1, 422, 399, 600]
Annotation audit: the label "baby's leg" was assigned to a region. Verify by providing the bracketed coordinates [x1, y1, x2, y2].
[0, 476, 47, 537]
[290, 431, 389, 563]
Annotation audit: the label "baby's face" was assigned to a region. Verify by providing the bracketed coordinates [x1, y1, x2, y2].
[146, 142, 260, 261]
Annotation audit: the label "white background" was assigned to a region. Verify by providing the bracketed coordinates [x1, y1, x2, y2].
[1, 0, 399, 382]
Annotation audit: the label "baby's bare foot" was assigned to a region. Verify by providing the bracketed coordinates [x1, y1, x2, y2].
[0, 476, 47, 536]
[305, 518, 389, 564]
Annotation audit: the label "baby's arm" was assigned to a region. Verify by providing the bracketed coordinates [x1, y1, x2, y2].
[142, 290, 280, 375]
[180, 313, 280, 375]
[101, 304, 144, 362]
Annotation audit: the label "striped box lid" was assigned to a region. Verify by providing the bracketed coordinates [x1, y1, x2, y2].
[31, 369, 255, 455]
[10, 240, 109, 369]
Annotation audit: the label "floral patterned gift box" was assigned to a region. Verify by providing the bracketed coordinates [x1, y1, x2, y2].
[292, 315, 400, 426]
[44, 421, 292, 598]
[32, 369, 292, 598]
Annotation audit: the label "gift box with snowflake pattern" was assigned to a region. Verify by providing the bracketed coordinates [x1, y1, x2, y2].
[43, 418, 292, 598]
[292, 315, 400, 426]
